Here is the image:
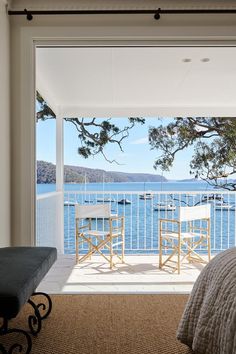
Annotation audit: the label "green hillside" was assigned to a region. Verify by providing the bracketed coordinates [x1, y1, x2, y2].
[37, 160, 167, 184]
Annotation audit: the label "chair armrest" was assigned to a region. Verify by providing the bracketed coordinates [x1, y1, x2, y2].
[77, 223, 90, 231]
[110, 215, 124, 222]
[109, 216, 125, 235]
[160, 218, 179, 224]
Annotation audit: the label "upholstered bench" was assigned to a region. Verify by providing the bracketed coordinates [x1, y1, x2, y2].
[0, 247, 57, 354]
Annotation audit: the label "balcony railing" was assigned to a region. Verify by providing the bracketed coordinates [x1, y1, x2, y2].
[36, 191, 64, 251]
[36, 190, 236, 255]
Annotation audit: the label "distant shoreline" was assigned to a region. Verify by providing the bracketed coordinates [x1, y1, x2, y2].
[37, 160, 199, 184]
[37, 180, 202, 184]
[37, 179, 201, 185]
[37, 160, 168, 184]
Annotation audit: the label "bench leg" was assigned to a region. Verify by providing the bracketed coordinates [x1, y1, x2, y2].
[27, 292, 52, 335]
[0, 317, 32, 354]
[0, 292, 52, 354]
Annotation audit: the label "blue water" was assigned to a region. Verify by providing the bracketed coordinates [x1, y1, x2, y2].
[37, 182, 236, 255]
[37, 181, 212, 194]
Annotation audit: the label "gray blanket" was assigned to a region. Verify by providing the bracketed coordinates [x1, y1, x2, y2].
[177, 248, 236, 354]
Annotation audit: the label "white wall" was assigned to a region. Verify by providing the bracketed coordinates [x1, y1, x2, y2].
[0, 0, 10, 246]
[9, 9, 236, 247]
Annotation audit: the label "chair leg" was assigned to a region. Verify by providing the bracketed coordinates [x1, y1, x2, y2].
[89, 238, 92, 260]
[208, 219, 211, 262]
[122, 231, 125, 263]
[75, 230, 79, 264]
[110, 238, 113, 269]
[208, 240, 211, 262]
[159, 221, 162, 269]
[177, 237, 181, 275]
[187, 239, 192, 263]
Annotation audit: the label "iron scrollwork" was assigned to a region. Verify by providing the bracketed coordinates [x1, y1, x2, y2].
[27, 299, 42, 336]
[0, 318, 32, 354]
[30, 292, 52, 320]
[0, 292, 52, 353]
[27, 292, 52, 335]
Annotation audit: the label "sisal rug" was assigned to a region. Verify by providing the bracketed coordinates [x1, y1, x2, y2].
[1, 295, 193, 354]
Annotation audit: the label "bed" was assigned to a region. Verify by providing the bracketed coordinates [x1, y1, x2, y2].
[177, 247, 236, 354]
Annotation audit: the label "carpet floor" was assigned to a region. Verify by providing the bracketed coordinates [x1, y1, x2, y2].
[1, 295, 193, 354]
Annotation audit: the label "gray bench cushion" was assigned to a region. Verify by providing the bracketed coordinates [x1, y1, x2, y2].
[0, 247, 57, 319]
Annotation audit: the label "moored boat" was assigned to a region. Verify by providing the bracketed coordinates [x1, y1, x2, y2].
[153, 202, 176, 211]
[214, 202, 233, 210]
[202, 194, 224, 202]
[118, 198, 132, 205]
[139, 192, 153, 200]
[64, 201, 75, 206]
[97, 197, 115, 203]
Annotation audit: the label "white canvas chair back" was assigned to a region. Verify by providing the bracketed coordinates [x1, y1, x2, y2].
[75, 204, 111, 219]
[179, 204, 211, 222]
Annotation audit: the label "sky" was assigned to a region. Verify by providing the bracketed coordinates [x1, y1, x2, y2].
[36, 117, 194, 180]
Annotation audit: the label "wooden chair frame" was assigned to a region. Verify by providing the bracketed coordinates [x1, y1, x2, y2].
[159, 211, 211, 274]
[75, 214, 125, 269]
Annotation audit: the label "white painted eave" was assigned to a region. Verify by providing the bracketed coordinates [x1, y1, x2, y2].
[36, 46, 236, 117]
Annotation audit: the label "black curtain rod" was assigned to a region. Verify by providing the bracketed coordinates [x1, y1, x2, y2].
[8, 8, 236, 21]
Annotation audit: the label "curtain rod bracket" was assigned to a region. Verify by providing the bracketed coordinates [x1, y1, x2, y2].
[154, 8, 161, 20]
[24, 8, 33, 21]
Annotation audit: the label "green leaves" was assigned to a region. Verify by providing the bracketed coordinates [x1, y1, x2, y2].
[36, 92, 144, 164]
[149, 117, 236, 190]
[36, 91, 56, 121]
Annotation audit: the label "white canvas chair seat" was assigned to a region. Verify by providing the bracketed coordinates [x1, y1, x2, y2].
[83, 230, 122, 237]
[159, 204, 211, 274]
[161, 231, 206, 239]
[75, 204, 125, 269]
[83, 230, 111, 237]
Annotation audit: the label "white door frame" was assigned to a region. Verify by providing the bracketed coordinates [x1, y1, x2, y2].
[10, 22, 236, 248]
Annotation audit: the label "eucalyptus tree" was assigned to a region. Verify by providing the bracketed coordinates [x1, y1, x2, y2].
[37, 91, 145, 164]
[149, 118, 236, 190]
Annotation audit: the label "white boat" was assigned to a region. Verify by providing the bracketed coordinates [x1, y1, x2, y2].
[118, 198, 132, 205]
[97, 197, 115, 203]
[64, 201, 75, 206]
[214, 202, 233, 210]
[202, 194, 224, 202]
[139, 192, 153, 200]
[154, 202, 176, 211]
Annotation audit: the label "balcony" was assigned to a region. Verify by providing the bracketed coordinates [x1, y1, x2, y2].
[36, 190, 236, 293]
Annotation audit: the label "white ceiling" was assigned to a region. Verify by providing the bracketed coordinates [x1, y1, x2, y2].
[36, 47, 236, 117]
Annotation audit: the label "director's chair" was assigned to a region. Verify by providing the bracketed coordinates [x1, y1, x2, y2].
[75, 204, 125, 269]
[159, 204, 211, 274]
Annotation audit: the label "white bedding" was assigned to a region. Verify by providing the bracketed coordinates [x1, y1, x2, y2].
[177, 247, 236, 354]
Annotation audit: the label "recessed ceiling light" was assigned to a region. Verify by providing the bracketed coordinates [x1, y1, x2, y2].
[182, 58, 191, 63]
[201, 58, 210, 62]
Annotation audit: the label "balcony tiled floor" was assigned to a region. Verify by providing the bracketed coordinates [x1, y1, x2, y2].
[37, 255, 207, 294]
